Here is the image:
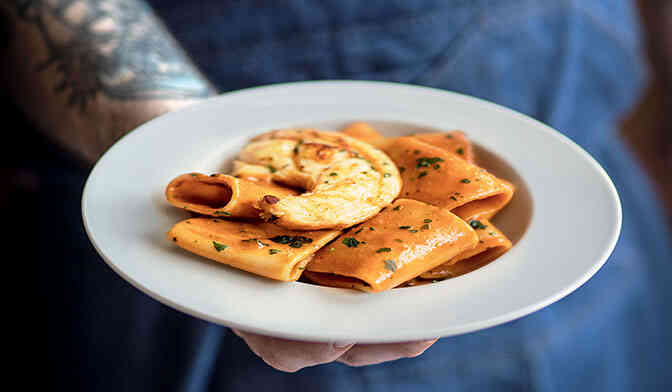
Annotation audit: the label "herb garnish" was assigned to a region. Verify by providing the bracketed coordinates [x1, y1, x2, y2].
[270, 235, 313, 248]
[354, 227, 364, 235]
[456, 147, 464, 155]
[460, 178, 471, 183]
[384, 173, 391, 177]
[293, 139, 303, 154]
[469, 220, 488, 230]
[212, 241, 228, 252]
[376, 247, 392, 253]
[423, 219, 432, 223]
[418, 171, 428, 179]
[399, 167, 406, 173]
[450, 196, 457, 201]
[409, 229, 419, 233]
[329, 172, 338, 177]
[416, 157, 444, 168]
[242, 238, 269, 247]
[384, 260, 397, 272]
[420, 224, 430, 230]
[342, 237, 360, 248]
[269, 249, 281, 255]
[399, 226, 411, 230]
[393, 205, 402, 211]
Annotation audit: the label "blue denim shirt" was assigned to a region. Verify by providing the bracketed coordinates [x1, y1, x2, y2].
[85, 1, 672, 390]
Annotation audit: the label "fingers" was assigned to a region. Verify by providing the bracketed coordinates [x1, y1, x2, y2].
[336, 339, 438, 367]
[232, 329, 354, 373]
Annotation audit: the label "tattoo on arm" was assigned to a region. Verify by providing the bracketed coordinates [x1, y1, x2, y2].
[11, 0, 215, 111]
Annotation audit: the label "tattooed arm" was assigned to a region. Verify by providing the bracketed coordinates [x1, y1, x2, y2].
[0, 0, 216, 164]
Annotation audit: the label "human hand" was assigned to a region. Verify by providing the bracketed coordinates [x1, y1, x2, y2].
[232, 329, 437, 372]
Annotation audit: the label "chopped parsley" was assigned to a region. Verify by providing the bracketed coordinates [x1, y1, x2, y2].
[420, 224, 430, 230]
[369, 227, 375, 231]
[460, 178, 471, 184]
[384, 173, 391, 178]
[399, 167, 406, 173]
[329, 172, 338, 177]
[269, 249, 281, 255]
[267, 165, 277, 173]
[489, 232, 496, 236]
[418, 171, 428, 179]
[384, 259, 397, 272]
[293, 139, 303, 154]
[445, 134, 453, 139]
[409, 229, 419, 233]
[270, 235, 313, 248]
[354, 227, 364, 235]
[399, 226, 411, 230]
[393, 205, 402, 211]
[342, 237, 360, 248]
[214, 211, 231, 216]
[450, 196, 457, 201]
[469, 220, 488, 230]
[376, 247, 392, 253]
[212, 241, 228, 252]
[394, 239, 403, 243]
[416, 157, 444, 168]
[456, 147, 464, 155]
[423, 219, 432, 223]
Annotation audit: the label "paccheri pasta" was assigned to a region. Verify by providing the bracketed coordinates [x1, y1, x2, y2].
[165, 124, 516, 292]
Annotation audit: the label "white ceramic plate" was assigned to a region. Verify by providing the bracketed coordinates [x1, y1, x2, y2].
[82, 81, 621, 343]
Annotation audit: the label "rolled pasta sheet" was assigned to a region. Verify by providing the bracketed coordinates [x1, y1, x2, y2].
[341, 122, 385, 146]
[167, 218, 340, 281]
[413, 131, 474, 163]
[165, 173, 297, 219]
[304, 199, 479, 292]
[381, 137, 514, 221]
[419, 219, 512, 280]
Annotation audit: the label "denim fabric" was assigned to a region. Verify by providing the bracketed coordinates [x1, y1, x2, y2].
[55, 0, 672, 390]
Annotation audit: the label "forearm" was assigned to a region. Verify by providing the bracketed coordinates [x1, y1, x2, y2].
[1, 0, 216, 164]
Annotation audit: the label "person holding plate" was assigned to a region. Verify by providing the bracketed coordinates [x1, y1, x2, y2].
[4, 0, 671, 390]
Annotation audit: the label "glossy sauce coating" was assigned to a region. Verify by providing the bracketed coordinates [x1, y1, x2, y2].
[305, 199, 479, 292]
[419, 218, 512, 279]
[382, 137, 514, 221]
[167, 218, 340, 281]
[413, 131, 474, 163]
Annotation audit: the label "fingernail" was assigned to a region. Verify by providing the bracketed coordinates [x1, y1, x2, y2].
[333, 341, 354, 349]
